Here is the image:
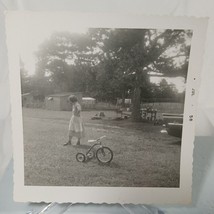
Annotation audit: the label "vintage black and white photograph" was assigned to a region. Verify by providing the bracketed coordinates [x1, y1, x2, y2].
[6, 13, 207, 203]
[20, 27, 192, 188]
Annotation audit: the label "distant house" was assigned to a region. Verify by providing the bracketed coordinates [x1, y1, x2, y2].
[45, 92, 82, 111]
[82, 97, 96, 109]
[117, 98, 132, 106]
[22, 93, 33, 107]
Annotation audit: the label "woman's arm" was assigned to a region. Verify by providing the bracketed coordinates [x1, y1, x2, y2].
[74, 103, 81, 117]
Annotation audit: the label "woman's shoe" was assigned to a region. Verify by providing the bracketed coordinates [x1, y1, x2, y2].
[63, 141, 71, 146]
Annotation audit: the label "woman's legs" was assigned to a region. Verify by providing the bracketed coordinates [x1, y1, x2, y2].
[64, 137, 81, 146]
[64, 134, 72, 146]
[64, 129, 83, 146]
[76, 138, 81, 145]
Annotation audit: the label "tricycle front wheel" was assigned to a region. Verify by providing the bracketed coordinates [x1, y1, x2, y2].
[96, 147, 113, 164]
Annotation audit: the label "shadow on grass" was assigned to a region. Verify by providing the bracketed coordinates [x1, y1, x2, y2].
[74, 156, 120, 169]
[168, 140, 181, 145]
[98, 161, 121, 169]
[73, 144, 92, 149]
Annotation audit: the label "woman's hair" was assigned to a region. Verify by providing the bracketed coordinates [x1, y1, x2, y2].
[68, 95, 78, 103]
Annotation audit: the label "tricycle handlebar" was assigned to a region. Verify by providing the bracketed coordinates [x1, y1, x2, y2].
[97, 135, 106, 141]
[88, 136, 106, 144]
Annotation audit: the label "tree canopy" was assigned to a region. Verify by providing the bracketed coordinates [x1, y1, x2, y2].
[21, 28, 192, 120]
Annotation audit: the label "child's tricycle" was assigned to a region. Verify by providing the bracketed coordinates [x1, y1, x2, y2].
[76, 136, 113, 164]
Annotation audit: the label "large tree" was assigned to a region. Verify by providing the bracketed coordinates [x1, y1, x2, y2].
[35, 28, 192, 120]
[35, 32, 96, 95]
[89, 29, 192, 120]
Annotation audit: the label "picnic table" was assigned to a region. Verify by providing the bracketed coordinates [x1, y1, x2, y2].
[141, 108, 157, 121]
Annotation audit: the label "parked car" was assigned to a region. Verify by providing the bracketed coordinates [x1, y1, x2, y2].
[162, 113, 183, 138]
[166, 123, 183, 138]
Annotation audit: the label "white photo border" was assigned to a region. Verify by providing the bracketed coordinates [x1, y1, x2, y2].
[5, 12, 208, 204]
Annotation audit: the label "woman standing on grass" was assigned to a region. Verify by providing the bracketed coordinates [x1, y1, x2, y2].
[64, 95, 85, 146]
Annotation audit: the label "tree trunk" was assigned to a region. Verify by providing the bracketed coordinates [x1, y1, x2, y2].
[132, 85, 142, 121]
[121, 90, 125, 107]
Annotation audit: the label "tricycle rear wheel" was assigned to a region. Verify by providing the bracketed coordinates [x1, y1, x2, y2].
[76, 153, 86, 162]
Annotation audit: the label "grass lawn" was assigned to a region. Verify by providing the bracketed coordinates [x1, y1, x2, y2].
[23, 108, 181, 187]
